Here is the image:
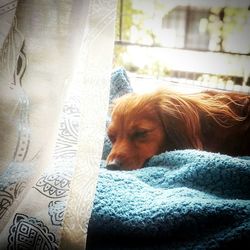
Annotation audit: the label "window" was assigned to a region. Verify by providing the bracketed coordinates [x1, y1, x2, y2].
[113, 0, 250, 93]
[161, 6, 210, 50]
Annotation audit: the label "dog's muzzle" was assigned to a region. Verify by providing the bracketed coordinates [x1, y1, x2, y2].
[106, 159, 121, 170]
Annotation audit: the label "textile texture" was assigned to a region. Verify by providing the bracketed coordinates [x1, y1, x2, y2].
[88, 147, 250, 250]
[0, 0, 116, 249]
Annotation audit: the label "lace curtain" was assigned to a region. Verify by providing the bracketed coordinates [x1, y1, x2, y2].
[0, 0, 116, 249]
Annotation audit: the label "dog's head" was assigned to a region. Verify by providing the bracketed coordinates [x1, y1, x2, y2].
[106, 92, 167, 170]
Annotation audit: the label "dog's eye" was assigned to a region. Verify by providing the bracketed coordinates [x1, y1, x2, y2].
[132, 130, 148, 140]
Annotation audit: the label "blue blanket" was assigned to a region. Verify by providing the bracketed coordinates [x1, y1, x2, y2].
[87, 150, 250, 249]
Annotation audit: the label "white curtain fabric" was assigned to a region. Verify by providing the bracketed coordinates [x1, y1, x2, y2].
[0, 0, 116, 249]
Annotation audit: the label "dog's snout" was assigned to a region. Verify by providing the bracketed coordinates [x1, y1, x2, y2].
[106, 159, 121, 170]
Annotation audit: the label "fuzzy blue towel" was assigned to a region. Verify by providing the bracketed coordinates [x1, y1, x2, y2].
[87, 150, 250, 249]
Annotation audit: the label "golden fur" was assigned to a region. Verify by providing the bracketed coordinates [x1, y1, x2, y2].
[107, 88, 250, 170]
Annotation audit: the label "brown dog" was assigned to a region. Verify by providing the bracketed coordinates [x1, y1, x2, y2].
[106, 88, 250, 170]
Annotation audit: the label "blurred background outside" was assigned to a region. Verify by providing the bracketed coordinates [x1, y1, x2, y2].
[113, 0, 250, 93]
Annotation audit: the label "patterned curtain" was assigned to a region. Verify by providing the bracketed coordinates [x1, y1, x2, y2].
[0, 0, 116, 249]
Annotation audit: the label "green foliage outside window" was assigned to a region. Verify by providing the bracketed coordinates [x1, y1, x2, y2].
[113, 0, 250, 85]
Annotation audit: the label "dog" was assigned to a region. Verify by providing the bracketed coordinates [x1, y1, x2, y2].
[106, 88, 250, 170]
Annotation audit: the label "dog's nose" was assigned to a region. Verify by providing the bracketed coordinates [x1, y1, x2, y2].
[106, 159, 121, 170]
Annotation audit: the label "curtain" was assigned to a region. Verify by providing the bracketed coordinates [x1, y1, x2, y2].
[0, 0, 117, 249]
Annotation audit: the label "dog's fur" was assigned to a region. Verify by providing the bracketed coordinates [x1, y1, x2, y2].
[106, 89, 250, 170]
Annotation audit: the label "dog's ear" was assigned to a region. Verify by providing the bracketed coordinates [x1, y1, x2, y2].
[156, 94, 203, 150]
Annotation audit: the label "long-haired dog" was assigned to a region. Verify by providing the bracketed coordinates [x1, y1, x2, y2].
[106, 88, 250, 170]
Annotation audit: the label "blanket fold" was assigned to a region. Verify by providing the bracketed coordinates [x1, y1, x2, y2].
[87, 150, 250, 250]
